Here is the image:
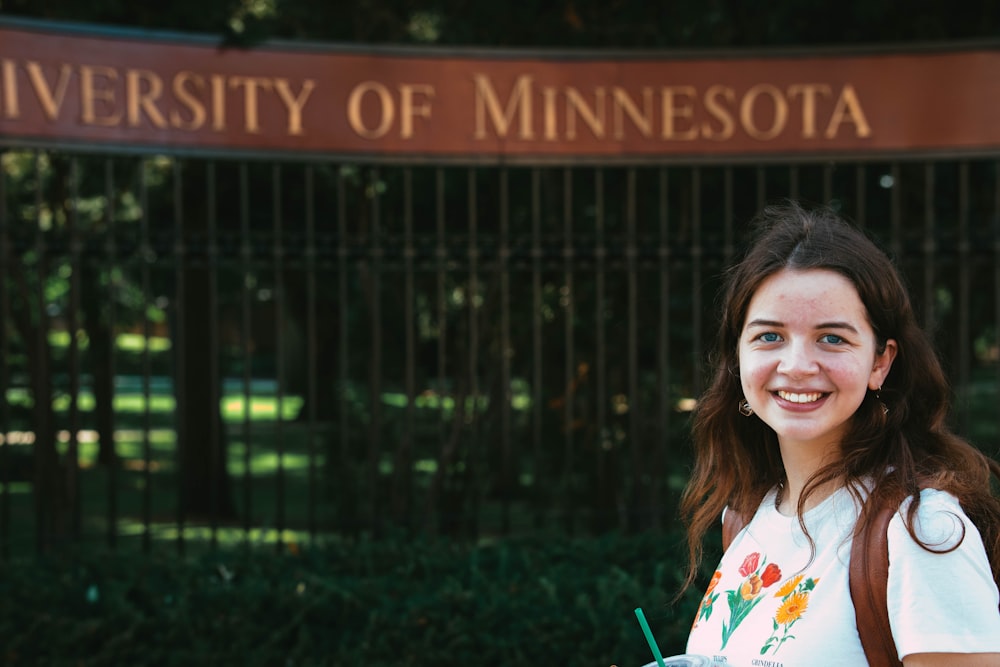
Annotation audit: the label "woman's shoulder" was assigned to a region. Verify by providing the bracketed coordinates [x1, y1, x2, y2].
[892, 488, 976, 550]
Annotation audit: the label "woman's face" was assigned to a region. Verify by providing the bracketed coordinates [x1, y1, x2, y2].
[738, 268, 897, 459]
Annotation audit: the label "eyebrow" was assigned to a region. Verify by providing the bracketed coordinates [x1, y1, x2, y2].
[745, 318, 860, 334]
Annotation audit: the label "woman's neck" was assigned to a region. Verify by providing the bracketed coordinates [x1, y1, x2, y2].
[776, 440, 843, 516]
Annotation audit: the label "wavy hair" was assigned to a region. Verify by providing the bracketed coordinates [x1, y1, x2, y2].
[680, 201, 1000, 590]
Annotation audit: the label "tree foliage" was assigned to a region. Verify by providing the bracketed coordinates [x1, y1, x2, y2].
[2, 0, 999, 48]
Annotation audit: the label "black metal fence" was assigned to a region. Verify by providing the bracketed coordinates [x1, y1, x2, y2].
[2, 148, 999, 556]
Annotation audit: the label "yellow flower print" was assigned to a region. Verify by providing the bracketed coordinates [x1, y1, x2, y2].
[761, 575, 820, 656]
[775, 591, 810, 625]
[774, 574, 803, 598]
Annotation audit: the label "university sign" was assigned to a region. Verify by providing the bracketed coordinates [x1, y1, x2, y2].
[2, 17, 1000, 162]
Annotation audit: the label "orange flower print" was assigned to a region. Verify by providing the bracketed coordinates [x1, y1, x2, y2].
[761, 574, 820, 655]
[720, 553, 782, 649]
[740, 574, 763, 600]
[706, 570, 722, 595]
[693, 570, 722, 629]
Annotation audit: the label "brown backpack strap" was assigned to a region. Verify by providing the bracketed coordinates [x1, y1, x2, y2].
[849, 503, 902, 667]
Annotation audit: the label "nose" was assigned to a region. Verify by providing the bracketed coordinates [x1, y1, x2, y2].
[776, 340, 818, 377]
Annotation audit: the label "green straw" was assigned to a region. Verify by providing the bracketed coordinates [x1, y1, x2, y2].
[634, 607, 667, 667]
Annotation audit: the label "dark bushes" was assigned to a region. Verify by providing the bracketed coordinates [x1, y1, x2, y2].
[0, 532, 714, 666]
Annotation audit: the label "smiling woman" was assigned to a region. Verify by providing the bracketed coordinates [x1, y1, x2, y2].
[680, 202, 1000, 666]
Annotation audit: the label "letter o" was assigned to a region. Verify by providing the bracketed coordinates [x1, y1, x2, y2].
[739, 84, 788, 140]
[347, 81, 394, 139]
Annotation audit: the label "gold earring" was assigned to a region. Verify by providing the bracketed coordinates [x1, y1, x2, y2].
[738, 399, 754, 416]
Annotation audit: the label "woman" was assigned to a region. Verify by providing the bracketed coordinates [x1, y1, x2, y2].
[681, 202, 1000, 665]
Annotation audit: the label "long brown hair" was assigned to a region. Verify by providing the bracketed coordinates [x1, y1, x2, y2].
[680, 201, 1000, 590]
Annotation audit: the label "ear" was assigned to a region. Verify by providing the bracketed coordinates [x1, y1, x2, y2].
[868, 339, 897, 390]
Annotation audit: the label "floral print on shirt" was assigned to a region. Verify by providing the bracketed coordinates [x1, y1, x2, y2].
[697, 549, 822, 654]
[760, 573, 821, 655]
[720, 551, 783, 648]
[692, 570, 723, 629]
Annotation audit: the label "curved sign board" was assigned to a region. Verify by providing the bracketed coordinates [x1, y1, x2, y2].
[1, 18, 999, 162]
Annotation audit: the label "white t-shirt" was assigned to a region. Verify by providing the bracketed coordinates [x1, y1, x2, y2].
[685, 486, 1000, 666]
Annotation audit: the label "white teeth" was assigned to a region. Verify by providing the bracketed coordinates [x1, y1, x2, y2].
[777, 390, 823, 403]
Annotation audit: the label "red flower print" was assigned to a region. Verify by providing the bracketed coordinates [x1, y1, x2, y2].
[738, 552, 760, 577]
[761, 563, 782, 587]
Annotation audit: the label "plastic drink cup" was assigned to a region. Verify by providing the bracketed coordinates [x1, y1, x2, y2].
[640, 655, 711, 667]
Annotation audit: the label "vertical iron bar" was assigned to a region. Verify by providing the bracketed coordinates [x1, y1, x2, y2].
[823, 163, 834, 204]
[0, 150, 9, 558]
[173, 160, 187, 555]
[994, 162, 1000, 449]
[626, 168, 640, 530]
[336, 166, 350, 533]
[923, 163, 936, 334]
[304, 165, 318, 540]
[723, 167, 734, 264]
[562, 168, 574, 535]
[957, 162, 970, 436]
[499, 168, 512, 535]
[401, 167, 415, 531]
[368, 167, 383, 536]
[755, 166, 766, 211]
[691, 167, 703, 397]
[67, 158, 81, 541]
[272, 164, 286, 551]
[531, 168, 544, 530]
[139, 159, 152, 554]
[239, 163, 253, 544]
[32, 151, 50, 553]
[467, 167, 480, 538]
[890, 164, 902, 264]
[594, 169, 608, 530]
[657, 168, 671, 532]
[432, 167, 446, 534]
[855, 165, 867, 228]
[104, 159, 118, 550]
[207, 161, 220, 550]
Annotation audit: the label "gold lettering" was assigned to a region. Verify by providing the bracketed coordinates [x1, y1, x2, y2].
[274, 78, 315, 136]
[398, 83, 433, 139]
[25, 61, 72, 121]
[565, 87, 605, 140]
[787, 84, 831, 138]
[612, 87, 653, 139]
[1, 59, 18, 118]
[126, 69, 167, 128]
[80, 65, 121, 127]
[211, 75, 226, 131]
[473, 74, 533, 140]
[347, 81, 394, 139]
[825, 84, 871, 138]
[661, 85, 697, 140]
[230, 76, 272, 134]
[702, 85, 735, 140]
[170, 72, 206, 130]
[740, 84, 787, 140]
[542, 87, 558, 140]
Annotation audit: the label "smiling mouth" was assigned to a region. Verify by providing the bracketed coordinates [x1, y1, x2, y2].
[776, 390, 825, 404]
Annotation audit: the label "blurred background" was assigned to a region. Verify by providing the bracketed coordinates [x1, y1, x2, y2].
[1, 1, 999, 665]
